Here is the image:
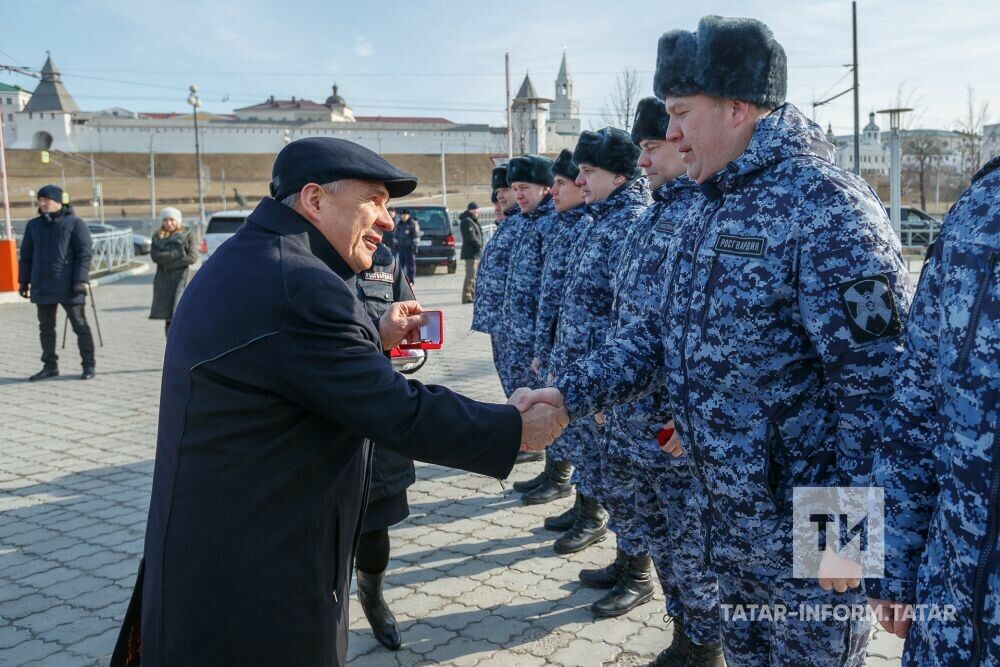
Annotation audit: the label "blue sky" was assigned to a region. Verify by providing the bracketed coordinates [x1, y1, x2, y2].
[1, 0, 997, 135]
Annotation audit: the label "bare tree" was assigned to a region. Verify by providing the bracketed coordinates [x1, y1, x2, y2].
[954, 85, 991, 183]
[601, 69, 642, 132]
[903, 135, 943, 210]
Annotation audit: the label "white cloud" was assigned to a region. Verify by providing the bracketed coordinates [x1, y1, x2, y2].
[354, 36, 374, 58]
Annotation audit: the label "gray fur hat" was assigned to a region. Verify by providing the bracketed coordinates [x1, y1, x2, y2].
[550, 149, 579, 181]
[572, 128, 641, 179]
[507, 154, 555, 187]
[653, 15, 787, 109]
[631, 97, 670, 145]
[491, 165, 510, 190]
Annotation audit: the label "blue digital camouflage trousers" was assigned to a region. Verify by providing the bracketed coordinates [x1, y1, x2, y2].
[557, 418, 604, 501]
[603, 446, 721, 645]
[490, 333, 514, 398]
[717, 575, 870, 666]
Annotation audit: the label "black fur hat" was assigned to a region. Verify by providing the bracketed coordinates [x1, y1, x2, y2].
[491, 165, 510, 190]
[631, 97, 670, 145]
[550, 149, 579, 181]
[490, 189, 498, 204]
[653, 15, 787, 109]
[572, 128, 641, 179]
[507, 154, 555, 187]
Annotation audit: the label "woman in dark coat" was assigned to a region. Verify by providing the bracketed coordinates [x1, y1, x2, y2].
[354, 243, 418, 651]
[149, 207, 198, 336]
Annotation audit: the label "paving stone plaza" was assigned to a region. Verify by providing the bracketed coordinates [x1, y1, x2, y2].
[0, 262, 907, 665]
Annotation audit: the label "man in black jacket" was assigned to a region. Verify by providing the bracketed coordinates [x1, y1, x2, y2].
[458, 201, 483, 303]
[112, 138, 568, 667]
[18, 185, 96, 381]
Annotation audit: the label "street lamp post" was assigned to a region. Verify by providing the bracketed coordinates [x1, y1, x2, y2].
[187, 85, 206, 226]
[877, 107, 912, 238]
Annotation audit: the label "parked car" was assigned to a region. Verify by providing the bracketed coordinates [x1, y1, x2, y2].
[87, 223, 151, 256]
[403, 205, 456, 274]
[201, 210, 252, 257]
[895, 206, 941, 245]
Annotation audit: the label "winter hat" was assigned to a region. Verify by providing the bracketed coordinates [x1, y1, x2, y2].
[507, 154, 555, 187]
[37, 184, 65, 204]
[631, 97, 670, 145]
[654, 15, 787, 109]
[491, 165, 510, 190]
[467, 202, 478, 210]
[550, 149, 579, 181]
[572, 128, 641, 179]
[490, 189, 499, 204]
[270, 137, 417, 200]
[159, 207, 183, 223]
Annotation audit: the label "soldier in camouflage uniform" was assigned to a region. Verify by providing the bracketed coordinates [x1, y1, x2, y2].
[566, 98, 722, 660]
[546, 127, 651, 556]
[472, 165, 523, 398]
[867, 156, 999, 666]
[526, 16, 913, 666]
[515, 150, 593, 511]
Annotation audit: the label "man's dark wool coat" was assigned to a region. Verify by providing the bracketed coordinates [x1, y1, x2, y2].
[112, 197, 521, 666]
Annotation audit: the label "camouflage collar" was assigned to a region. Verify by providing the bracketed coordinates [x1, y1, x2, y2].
[587, 177, 650, 218]
[522, 194, 555, 220]
[703, 103, 835, 199]
[653, 175, 697, 203]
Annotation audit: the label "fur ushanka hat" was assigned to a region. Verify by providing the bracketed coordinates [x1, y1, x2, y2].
[507, 154, 555, 187]
[491, 164, 510, 190]
[653, 15, 787, 109]
[631, 97, 670, 145]
[550, 149, 579, 182]
[572, 128, 641, 179]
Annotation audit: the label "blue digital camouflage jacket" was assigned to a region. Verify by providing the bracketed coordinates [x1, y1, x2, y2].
[546, 178, 651, 378]
[868, 157, 999, 665]
[534, 204, 593, 380]
[471, 205, 522, 335]
[499, 195, 557, 389]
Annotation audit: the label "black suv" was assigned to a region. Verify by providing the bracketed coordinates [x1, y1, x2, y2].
[403, 206, 456, 274]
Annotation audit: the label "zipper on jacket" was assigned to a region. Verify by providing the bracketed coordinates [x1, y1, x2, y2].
[958, 252, 996, 372]
[969, 427, 1000, 665]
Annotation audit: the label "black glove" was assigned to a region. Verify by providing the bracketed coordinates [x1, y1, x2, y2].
[18, 284, 29, 298]
[73, 282, 88, 296]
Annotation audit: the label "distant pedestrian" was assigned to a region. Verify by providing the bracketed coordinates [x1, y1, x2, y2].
[149, 207, 198, 337]
[120, 207, 128, 218]
[17, 184, 96, 381]
[395, 209, 420, 283]
[383, 206, 398, 256]
[458, 202, 483, 303]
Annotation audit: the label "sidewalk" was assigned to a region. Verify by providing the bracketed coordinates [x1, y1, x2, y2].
[0, 264, 905, 665]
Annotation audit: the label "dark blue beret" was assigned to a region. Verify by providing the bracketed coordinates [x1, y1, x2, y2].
[270, 137, 417, 200]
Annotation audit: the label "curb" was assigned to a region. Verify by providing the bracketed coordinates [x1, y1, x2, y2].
[0, 261, 151, 305]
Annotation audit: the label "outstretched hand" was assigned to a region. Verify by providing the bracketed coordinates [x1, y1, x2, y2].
[508, 387, 569, 451]
[378, 300, 427, 350]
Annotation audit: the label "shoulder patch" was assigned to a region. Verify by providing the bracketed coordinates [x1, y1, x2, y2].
[838, 274, 901, 343]
[714, 234, 766, 257]
[654, 218, 675, 233]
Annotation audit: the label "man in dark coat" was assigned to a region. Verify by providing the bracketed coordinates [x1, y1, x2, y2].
[459, 201, 483, 303]
[395, 208, 420, 283]
[112, 137, 567, 667]
[18, 185, 96, 381]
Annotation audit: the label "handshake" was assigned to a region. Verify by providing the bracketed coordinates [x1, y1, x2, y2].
[508, 387, 570, 452]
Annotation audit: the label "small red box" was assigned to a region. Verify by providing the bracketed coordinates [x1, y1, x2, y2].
[400, 310, 444, 350]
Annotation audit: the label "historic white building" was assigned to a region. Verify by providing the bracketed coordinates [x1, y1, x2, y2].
[981, 123, 1000, 166]
[832, 111, 967, 176]
[4, 54, 583, 157]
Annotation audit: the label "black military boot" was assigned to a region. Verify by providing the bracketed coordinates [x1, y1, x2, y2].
[553, 494, 608, 554]
[590, 553, 655, 617]
[356, 569, 401, 651]
[515, 450, 545, 464]
[579, 545, 627, 589]
[29, 366, 59, 381]
[513, 455, 554, 493]
[649, 621, 724, 666]
[522, 459, 573, 505]
[543, 493, 580, 531]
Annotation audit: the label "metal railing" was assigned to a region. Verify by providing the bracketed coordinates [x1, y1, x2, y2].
[89, 229, 135, 276]
[899, 224, 940, 247]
